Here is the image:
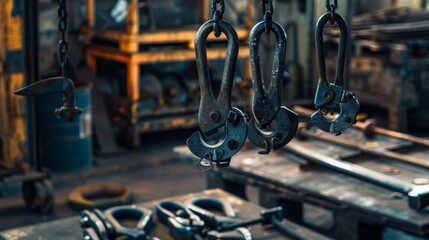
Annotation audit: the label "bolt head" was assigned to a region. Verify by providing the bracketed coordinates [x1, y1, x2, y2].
[227, 111, 239, 124]
[210, 111, 220, 122]
[323, 91, 332, 100]
[80, 216, 89, 227]
[345, 115, 351, 123]
[227, 139, 238, 150]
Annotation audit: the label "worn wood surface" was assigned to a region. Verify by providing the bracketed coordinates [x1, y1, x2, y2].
[0, 189, 326, 240]
[175, 127, 429, 237]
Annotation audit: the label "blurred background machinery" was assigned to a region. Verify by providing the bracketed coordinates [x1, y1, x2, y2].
[84, 0, 254, 147]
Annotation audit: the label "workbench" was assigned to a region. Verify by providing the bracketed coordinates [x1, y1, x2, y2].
[0, 189, 326, 240]
[176, 128, 429, 240]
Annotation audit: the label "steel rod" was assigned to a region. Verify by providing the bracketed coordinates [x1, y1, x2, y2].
[292, 106, 429, 148]
[300, 128, 429, 169]
[282, 141, 429, 210]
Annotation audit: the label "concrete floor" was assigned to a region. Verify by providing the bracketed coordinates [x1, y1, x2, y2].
[0, 129, 207, 230]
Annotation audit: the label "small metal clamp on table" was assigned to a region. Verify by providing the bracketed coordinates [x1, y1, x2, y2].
[80, 205, 159, 240]
[311, 0, 359, 134]
[156, 201, 205, 240]
[247, 0, 298, 155]
[186, 0, 248, 171]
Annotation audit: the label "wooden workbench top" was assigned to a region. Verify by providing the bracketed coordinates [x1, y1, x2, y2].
[175, 127, 429, 237]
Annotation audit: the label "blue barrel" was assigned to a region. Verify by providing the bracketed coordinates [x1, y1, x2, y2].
[38, 84, 92, 172]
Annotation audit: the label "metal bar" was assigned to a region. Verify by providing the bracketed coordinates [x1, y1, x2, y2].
[282, 141, 429, 211]
[305, 0, 315, 98]
[343, 0, 354, 91]
[23, 0, 40, 170]
[293, 106, 429, 148]
[299, 128, 429, 169]
[271, 218, 332, 240]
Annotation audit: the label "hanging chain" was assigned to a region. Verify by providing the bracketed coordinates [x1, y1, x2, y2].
[58, 0, 69, 77]
[211, 0, 225, 37]
[325, 0, 337, 25]
[261, 0, 273, 34]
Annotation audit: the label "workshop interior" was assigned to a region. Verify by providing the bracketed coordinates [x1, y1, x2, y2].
[2, 0, 429, 239]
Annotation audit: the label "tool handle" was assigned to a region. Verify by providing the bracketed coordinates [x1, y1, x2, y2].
[218, 218, 261, 232]
[208, 229, 250, 240]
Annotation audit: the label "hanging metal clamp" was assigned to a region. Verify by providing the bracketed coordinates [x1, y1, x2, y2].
[187, 0, 248, 171]
[14, 77, 81, 121]
[311, 9, 359, 134]
[14, 0, 81, 122]
[247, 0, 298, 155]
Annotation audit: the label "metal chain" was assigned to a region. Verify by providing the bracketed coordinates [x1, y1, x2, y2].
[58, 0, 69, 77]
[261, 0, 273, 34]
[211, 0, 225, 37]
[325, 0, 337, 25]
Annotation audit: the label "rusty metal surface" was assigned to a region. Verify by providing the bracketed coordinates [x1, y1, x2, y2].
[0, 189, 322, 240]
[226, 148, 429, 235]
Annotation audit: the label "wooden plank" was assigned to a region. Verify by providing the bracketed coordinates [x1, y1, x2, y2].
[201, 0, 210, 22]
[86, 0, 95, 28]
[0, 189, 328, 240]
[87, 27, 250, 45]
[0, 0, 26, 167]
[86, 45, 251, 64]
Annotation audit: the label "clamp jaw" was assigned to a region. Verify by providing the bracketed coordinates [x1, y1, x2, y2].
[311, 11, 359, 134]
[14, 77, 81, 121]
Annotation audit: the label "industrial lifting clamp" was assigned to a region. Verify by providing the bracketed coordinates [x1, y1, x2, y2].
[187, 0, 248, 171]
[15, 77, 81, 121]
[81, 206, 159, 240]
[247, 0, 298, 154]
[311, 0, 359, 134]
[14, 0, 81, 121]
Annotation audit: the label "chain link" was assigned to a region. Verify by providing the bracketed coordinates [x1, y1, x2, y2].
[325, 0, 338, 25]
[211, 0, 225, 37]
[58, 0, 68, 77]
[261, 0, 273, 34]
